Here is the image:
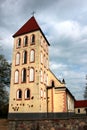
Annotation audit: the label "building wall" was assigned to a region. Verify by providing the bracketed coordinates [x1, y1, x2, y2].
[9, 30, 49, 113]
[47, 70, 67, 112]
[67, 93, 75, 112]
[54, 90, 67, 112]
[75, 107, 86, 114]
[47, 89, 53, 112]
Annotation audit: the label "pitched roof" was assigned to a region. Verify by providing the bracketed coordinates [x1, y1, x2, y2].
[13, 16, 50, 45]
[75, 100, 87, 108]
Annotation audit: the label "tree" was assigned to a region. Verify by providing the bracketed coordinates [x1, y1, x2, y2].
[0, 54, 11, 117]
[84, 75, 87, 100]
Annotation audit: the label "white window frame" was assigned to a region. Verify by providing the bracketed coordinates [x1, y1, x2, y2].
[40, 52, 43, 64]
[44, 90, 46, 99]
[25, 89, 30, 99]
[24, 36, 28, 46]
[40, 70, 43, 83]
[16, 53, 20, 65]
[17, 89, 22, 99]
[22, 68, 26, 82]
[15, 70, 19, 83]
[30, 50, 35, 62]
[29, 68, 34, 82]
[40, 89, 43, 98]
[23, 51, 27, 64]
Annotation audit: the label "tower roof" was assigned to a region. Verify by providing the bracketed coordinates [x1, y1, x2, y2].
[13, 16, 50, 46]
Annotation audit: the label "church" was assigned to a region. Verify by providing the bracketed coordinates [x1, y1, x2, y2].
[8, 16, 75, 119]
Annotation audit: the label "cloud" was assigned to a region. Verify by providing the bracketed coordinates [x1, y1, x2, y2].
[0, 0, 87, 100]
[50, 61, 86, 99]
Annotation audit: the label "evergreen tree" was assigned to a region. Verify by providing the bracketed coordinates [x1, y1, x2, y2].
[84, 75, 87, 100]
[0, 54, 11, 117]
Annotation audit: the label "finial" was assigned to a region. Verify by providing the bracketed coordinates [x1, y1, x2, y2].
[62, 78, 65, 84]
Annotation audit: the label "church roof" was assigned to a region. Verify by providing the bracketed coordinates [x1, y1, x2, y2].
[13, 16, 50, 46]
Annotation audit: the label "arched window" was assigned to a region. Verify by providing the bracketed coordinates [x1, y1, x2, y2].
[46, 58, 49, 69]
[17, 89, 22, 99]
[47, 74, 48, 85]
[44, 90, 46, 99]
[44, 56, 46, 68]
[15, 52, 20, 65]
[29, 68, 34, 82]
[40, 69, 43, 83]
[30, 49, 35, 62]
[23, 51, 27, 64]
[22, 68, 26, 82]
[40, 36, 43, 46]
[17, 38, 21, 48]
[14, 70, 19, 83]
[23, 36, 28, 46]
[31, 34, 35, 44]
[51, 80, 55, 87]
[25, 89, 30, 99]
[40, 52, 43, 64]
[40, 88, 43, 98]
[43, 55, 45, 67]
[44, 71, 46, 84]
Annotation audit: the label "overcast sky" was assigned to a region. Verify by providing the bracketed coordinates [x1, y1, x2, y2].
[0, 0, 87, 100]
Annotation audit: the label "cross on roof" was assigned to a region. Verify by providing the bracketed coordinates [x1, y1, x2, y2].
[31, 11, 36, 16]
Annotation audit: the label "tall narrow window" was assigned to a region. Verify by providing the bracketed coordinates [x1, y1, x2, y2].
[44, 56, 46, 68]
[47, 74, 48, 85]
[31, 34, 35, 44]
[25, 89, 30, 99]
[40, 52, 43, 64]
[40, 36, 43, 46]
[44, 71, 46, 84]
[17, 89, 22, 99]
[44, 90, 46, 99]
[14, 70, 19, 83]
[78, 109, 80, 113]
[23, 51, 27, 64]
[17, 38, 21, 48]
[24, 36, 28, 46]
[51, 80, 55, 87]
[43, 55, 45, 67]
[29, 68, 34, 82]
[46, 58, 49, 69]
[40, 69, 43, 83]
[15, 53, 20, 65]
[22, 68, 26, 82]
[30, 49, 35, 62]
[40, 88, 43, 98]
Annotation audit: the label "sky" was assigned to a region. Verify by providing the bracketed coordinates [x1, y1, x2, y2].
[0, 0, 87, 100]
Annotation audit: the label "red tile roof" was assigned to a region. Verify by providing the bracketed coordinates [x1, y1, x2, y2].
[13, 16, 50, 45]
[75, 100, 87, 108]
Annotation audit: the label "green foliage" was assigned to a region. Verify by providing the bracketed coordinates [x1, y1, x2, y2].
[0, 54, 11, 117]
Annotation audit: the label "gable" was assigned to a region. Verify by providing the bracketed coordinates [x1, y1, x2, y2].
[13, 16, 50, 46]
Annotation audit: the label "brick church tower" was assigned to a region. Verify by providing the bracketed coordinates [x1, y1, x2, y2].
[9, 16, 50, 118]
